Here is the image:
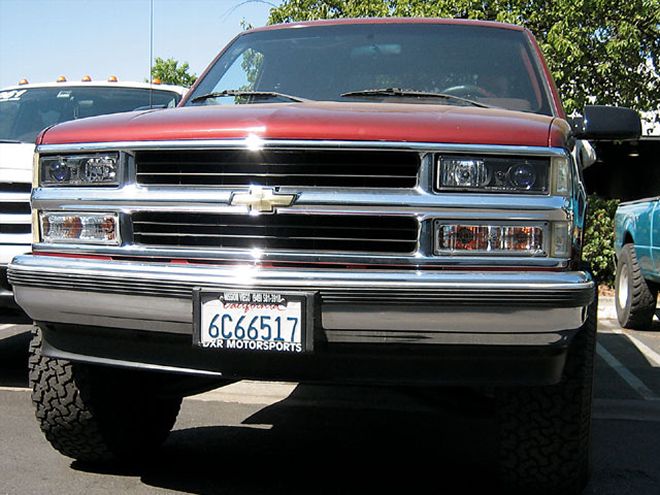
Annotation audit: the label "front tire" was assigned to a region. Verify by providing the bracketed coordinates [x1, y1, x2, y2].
[496, 288, 597, 494]
[28, 326, 182, 463]
[615, 243, 657, 329]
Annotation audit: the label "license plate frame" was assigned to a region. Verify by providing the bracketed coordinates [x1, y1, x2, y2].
[193, 288, 315, 353]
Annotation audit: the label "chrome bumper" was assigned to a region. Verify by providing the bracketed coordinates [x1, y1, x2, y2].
[9, 255, 594, 347]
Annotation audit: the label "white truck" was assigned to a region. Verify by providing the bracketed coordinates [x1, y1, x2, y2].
[0, 78, 187, 305]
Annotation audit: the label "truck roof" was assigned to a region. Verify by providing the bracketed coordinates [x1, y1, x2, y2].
[1, 80, 188, 95]
[248, 17, 526, 34]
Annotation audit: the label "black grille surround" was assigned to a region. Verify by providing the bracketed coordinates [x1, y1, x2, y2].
[0, 201, 31, 215]
[134, 149, 420, 188]
[132, 212, 419, 254]
[0, 183, 31, 193]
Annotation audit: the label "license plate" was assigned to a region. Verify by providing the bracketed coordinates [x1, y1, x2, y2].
[193, 290, 310, 353]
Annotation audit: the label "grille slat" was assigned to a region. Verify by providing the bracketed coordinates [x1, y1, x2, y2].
[135, 150, 420, 188]
[133, 220, 413, 233]
[132, 232, 413, 243]
[0, 184, 31, 194]
[0, 224, 30, 234]
[132, 212, 418, 254]
[0, 202, 31, 214]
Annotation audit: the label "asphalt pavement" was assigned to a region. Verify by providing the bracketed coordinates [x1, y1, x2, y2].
[0, 297, 659, 495]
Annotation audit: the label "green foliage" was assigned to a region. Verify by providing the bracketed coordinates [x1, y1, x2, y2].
[268, 0, 660, 114]
[583, 195, 619, 287]
[150, 57, 197, 87]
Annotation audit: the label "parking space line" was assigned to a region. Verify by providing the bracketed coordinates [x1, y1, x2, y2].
[609, 328, 660, 367]
[594, 398, 660, 423]
[0, 386, 29, 392]
[596, 343, 660, 401]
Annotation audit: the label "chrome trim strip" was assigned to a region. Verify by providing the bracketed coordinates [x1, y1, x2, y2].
[10, 255, 593, 337]
[37, 139, 569, 157]
[32, 186, 570, 211]
[30, 245, 568, 267]
[9, 270, 593, 306]
[9, 255, 593, 294]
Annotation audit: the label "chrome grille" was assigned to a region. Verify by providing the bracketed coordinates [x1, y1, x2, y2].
[132, 212, 418, 254]
[0, 183, 32, 239]
[134, 150, 420, 188]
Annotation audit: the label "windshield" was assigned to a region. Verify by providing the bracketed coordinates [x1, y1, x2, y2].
[0, 86, 182, 143]
[188, 23, 552, 115]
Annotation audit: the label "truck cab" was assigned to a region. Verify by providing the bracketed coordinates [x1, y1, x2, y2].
[0, 78, 187, 305]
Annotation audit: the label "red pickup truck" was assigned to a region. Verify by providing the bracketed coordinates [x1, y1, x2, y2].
[10, 18, 641, 493]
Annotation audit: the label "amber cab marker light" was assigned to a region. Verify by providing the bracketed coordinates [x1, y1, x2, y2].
[18, 78, 29, 85]
[56, 76, 67, 83]
[152, 78, 162, 85]
[81, 75, 92, 82]
[107, 75, 118, 82]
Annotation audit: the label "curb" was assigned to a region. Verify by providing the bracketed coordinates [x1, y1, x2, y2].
[598, 295, 618, 320]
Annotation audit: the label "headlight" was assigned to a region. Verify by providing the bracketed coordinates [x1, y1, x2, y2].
[39, 212, 120, 245]
[40, 153, 119, 186]
[436, 156, 550, 194]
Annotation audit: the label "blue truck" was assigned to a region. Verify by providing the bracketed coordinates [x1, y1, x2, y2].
[615, 197, 660, 329]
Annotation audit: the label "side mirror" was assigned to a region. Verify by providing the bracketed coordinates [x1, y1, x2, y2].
[570, 105, 641, 141]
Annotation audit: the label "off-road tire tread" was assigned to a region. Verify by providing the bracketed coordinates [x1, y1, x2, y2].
[496, 288, 597, 495]
[616, 243, 657, 330]
[28, 327, 181, 463]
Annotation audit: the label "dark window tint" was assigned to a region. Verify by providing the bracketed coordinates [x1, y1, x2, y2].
[0, 87, 181, 143]
[188, 23, 552, 115]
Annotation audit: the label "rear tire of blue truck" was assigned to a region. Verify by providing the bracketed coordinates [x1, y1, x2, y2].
[28, 326, 183, 464]
[615, 243, 658, 330]
[496, 286, 597, 495]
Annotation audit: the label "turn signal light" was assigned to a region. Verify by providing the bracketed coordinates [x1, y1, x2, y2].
[435, 223, 545, 256]
[40, 212, 119, 245]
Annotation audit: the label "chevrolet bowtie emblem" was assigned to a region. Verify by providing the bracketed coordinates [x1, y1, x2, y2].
[230, 187, 296, 213]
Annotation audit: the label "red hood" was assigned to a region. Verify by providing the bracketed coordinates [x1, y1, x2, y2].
[40, 101, 566, 147]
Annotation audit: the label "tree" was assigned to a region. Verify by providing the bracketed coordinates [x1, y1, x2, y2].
[149, 57, 197, 87]
[268, 0, 660, 114]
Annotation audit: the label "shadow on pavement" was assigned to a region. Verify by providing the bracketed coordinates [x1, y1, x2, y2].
[54, 315, 660, 495]
[76, 386, 499, 494]
[0, 307, 31, 326]
[588, 327, 660, 495]
[0, 309, 32, 388]
[596, 330, 660, 399]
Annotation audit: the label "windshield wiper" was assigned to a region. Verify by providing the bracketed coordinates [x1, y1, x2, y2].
[190, 89, 309, 104]
[0, 139, 24, 144]
[340, 87, 491, 108]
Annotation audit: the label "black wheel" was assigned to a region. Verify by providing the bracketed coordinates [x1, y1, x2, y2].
[496, 287, 597, 494]
[28, 326, 182, 463]
[615, 243, 657, 329]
